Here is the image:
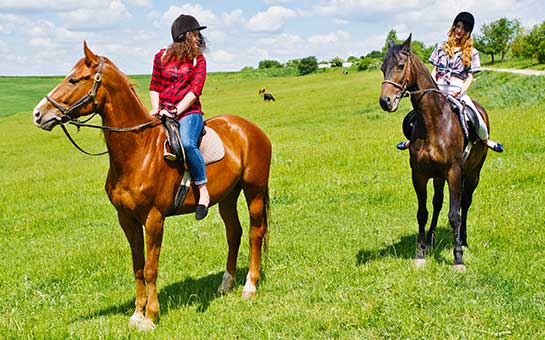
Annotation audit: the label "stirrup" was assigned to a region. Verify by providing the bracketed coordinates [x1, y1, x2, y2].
[163, 141, 178, 161]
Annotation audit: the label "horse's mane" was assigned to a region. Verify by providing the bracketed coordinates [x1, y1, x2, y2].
[103, 57, 147, 109]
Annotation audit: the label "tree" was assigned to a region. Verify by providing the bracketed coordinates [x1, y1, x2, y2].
[285, 59, 301, 68]
[258, 59, 282, 69]
[347, 55, 359, 63]
[522, 22, 545, 63]
[475, 18, 520, 63]
[382, 29, 401, 54]
[366, 50, 383, 59]
[330, 56, 344, 67]
[297, 56, 318, 75]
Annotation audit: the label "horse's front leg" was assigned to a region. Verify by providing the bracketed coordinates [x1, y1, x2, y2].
[139, 208, 165, 330]
[412, 172, 429, 267]
[447, 166, 464, 270]
[118, 212, 147, 328]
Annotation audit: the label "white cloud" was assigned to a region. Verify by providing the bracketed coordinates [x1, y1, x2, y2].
[247, 6, 297, 32]
[308, 30, 350, 46]
[58, 0, 131, 30]
[222, 10, 245, 28]
[264, 0, 291, 3]
[29, 37, 56, 48]
[210, 49, 235, 63]
[0, 0, 110, 12]
[126, 0, 150, 6]
[162, 4, 217, 28]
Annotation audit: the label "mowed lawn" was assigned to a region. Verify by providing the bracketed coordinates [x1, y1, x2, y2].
[1, 67, 544, 338]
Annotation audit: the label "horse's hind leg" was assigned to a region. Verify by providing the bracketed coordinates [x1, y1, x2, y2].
[461, 174, 480, 247]
[242, 184, 269, 298]
[118, 212, 146, 328]
[427, 178, 446, 250]
[412, 173, 429, 266]
[217, 187, 243, 295]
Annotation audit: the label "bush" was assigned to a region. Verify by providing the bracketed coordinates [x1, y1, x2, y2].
[258, 60, 282, 69]
[357, 57, 372, 71]
[297, 56, 318, 75]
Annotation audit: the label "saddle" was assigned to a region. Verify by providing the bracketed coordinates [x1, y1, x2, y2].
[160, 116, 225, 216]
[402, 98, 480, 143]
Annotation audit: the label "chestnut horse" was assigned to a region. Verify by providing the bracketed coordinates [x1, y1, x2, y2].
[33, 43, 271, 330]
[379, 36, 489, 270]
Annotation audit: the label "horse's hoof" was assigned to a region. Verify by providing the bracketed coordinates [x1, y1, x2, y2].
[217, 271, 235, 296]
[128, 312, 145, 328]
[452, 264, 466, 272]
[137, 318, 156, 331]
[414, 258, 426, 268]
[241, 290, 256, 299]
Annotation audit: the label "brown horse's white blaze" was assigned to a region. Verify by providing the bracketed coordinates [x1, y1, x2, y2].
[379, 35, 489, 270]
[33, 42, 272, 330]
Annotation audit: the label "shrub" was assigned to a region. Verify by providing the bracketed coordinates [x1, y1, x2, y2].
[297, 56, 318, 75]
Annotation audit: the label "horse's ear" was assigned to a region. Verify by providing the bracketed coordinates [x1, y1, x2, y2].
[83, 41, 99, 65]
[401, 34, 412, 53]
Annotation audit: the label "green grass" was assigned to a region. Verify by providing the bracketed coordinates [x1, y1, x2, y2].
[1, 68, 545, 338]
[480, 54, 545, 70]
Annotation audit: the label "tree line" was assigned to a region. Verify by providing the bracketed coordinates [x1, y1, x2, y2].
[248, 17, 545, 76]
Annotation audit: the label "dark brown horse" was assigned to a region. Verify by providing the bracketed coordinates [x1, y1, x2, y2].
[33, 42, 272, 330]
[379, 35, 489, 270]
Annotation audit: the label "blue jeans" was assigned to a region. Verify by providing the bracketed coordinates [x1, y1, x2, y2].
[179, 113, 207, 185]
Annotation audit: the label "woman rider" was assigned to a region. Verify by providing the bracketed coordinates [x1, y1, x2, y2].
[149, 14, 210, 220]
[396, 11, 504, 153]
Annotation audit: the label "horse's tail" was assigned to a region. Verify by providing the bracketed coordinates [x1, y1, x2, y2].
[262, 184, 270, 258]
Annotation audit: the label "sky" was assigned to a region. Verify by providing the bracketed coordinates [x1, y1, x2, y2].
[0, 0, 544, 76]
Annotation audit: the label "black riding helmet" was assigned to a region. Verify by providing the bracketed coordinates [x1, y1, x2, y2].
[453, 11, 475, 34]
[171, 14, 207, 42]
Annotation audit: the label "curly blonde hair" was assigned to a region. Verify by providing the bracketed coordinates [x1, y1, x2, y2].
[443, 28, 473, 67]
[163, 30, 207, 63]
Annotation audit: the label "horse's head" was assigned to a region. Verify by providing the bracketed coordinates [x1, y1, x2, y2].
[33, 42, 109, 131]
[379, 34, 413, 112]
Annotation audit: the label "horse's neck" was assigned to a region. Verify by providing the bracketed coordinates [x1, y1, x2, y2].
[409, 58, 450, 137]
[101, 80, 159, 167]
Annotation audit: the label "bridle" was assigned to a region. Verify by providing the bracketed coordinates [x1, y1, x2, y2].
[381, 52, 444, 103]
[44, 57, 158, 156]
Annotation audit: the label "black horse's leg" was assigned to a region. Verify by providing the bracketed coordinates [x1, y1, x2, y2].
[427, 177, 446, 250]
[412, 172, 429, 264]
[461, 173, 480, 247]
[447, 166, 464, 268]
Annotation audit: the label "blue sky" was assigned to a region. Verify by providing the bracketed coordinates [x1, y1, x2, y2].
[1, 1, 543, 76]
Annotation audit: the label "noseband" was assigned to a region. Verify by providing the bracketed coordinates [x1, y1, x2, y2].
[46, 58, 105, 123]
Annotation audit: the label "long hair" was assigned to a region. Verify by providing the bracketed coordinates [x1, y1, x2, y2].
[163, 30, 207, 63]
[443, 27, 473, 67]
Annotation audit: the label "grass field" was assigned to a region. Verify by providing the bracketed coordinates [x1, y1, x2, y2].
[1, 66, 544, 338]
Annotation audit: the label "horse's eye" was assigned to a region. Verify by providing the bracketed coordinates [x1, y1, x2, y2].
[398, 64, 405, 70]
[69, 78, 79, 84]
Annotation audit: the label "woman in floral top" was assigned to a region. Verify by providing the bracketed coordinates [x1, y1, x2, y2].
[149, 14, 210, 220]
[397, 12, 503, 153]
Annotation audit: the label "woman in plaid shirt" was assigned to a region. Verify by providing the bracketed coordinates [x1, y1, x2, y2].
[149, 14, 210, 220]
[397, 12, 503, 153]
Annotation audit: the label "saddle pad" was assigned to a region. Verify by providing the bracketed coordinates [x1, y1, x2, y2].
[201, 126, 224, 165]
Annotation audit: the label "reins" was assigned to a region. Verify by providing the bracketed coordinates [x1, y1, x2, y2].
[46, 57, 159, 156]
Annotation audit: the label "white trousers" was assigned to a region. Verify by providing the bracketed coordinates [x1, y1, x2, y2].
[437, 78, 488, 140]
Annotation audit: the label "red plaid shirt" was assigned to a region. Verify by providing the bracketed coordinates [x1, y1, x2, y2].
[149, 49, 206, 117]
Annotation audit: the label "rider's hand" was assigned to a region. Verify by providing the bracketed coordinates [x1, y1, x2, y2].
[149, 108, 159, 117]
[158, 109, 175, 118]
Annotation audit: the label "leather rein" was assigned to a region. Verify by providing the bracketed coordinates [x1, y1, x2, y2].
[45, 57, 158, 156]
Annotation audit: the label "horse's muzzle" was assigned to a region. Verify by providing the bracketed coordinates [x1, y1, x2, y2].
[379, 95, 399, 112]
